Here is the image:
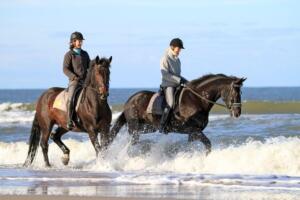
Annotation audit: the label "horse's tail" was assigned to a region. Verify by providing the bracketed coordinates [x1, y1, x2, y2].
[110, 112, 126, 140]
[24, 113, 41, 167]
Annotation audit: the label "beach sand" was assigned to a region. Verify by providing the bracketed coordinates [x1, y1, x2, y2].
[0, 195, 173, 200]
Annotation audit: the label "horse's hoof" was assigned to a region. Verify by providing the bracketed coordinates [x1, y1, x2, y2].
[23, 160, 31, 168]
[61, 154, 70, 165]
[205, 150, 211, 156]
[45, 163, 51, 168]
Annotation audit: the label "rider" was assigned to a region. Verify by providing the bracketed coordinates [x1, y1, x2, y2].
[159, 38, 188, 133]
[63, 31, 90, 130]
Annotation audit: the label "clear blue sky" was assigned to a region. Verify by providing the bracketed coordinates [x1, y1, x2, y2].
[0, 0, 299, 88]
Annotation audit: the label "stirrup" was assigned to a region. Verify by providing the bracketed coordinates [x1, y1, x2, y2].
[67, 120, 74, 130]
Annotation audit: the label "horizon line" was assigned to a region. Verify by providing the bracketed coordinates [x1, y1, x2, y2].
[0, 86, 300, 90]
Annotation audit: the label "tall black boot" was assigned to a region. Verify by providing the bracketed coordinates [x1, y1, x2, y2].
[159, 106, 171, 134]
[66, 100, 74, 130]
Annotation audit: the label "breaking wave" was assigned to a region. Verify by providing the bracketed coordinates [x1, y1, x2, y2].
[1, 134, 300, 176]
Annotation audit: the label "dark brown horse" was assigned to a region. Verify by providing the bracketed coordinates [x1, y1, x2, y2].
[24, 56, 112, 167]
[111, 74, 246, 154]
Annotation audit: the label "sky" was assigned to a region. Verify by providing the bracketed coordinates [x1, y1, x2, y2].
[0, 0, 299, 88]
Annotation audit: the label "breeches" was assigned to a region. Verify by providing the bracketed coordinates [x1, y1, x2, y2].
[68, 80, 79, 101]
[164, 87, 175, 108]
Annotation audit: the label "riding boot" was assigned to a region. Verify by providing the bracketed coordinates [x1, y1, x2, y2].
[67, 80, 78, 130]
[66, 99, 74, 130]
[159, 106, 172, 134]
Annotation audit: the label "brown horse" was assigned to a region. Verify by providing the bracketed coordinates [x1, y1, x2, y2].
[24, 56, 112, 167]
[111, 74, 246, 154]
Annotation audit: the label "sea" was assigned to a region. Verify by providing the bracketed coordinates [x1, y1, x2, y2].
[0, 87, 300, 199]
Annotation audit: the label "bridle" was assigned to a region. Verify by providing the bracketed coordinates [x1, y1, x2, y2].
[227, 82, 242, 109]
[183, 82, 242, 110]
[79, 68, 110, 101]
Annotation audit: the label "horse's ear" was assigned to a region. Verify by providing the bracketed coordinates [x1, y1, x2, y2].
[95, 55, 100, 64]
[108, 56, 112, 63]
[235, 77, 247, 85]
[241, 77, 247, 82]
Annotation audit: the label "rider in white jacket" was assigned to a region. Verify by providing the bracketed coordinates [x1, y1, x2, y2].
[159, 38, 188, 133]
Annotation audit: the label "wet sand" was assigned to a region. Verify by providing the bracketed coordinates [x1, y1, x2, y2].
[0, 196, 171, 200]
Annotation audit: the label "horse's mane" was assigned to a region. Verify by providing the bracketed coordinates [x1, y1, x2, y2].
[84, 61, 94, 86]
[189, 73, 238, 87]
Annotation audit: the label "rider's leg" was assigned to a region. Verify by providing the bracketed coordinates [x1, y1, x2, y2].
[159, 87, 175, 133]
[67, 80, 78, 130]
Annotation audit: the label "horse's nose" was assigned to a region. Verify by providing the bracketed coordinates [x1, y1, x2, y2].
[99, 86, 107, 94]
[234, 112, 241, 118]
[100, 94, 107, 100]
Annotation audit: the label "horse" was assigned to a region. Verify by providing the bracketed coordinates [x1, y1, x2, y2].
[110, 74, 246, 154]
[24, 55, 112, 167]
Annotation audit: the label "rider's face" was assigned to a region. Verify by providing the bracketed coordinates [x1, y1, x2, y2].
[73, 39, 83, 49]
[171, 46, 181, 56]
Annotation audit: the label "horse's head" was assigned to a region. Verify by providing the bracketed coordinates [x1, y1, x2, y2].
[88, 55, 112, 100]
[221, 77, 247, 118]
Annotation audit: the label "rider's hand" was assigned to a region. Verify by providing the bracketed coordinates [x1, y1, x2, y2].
[181, 83, 187, 87]
[180, 78, 188, 87]
[180, 77, 188, 84]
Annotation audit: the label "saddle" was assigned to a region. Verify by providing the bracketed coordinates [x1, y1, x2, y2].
[146, 86, 184, 116]
[53, 86, 84, 122]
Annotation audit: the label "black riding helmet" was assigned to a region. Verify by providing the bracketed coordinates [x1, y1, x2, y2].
[70, 31, 85, 42]
[170, 38, 184, 49]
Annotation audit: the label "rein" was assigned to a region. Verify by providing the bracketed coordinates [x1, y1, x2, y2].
[78, 82, 108, 102]
[183, 85, 241, 110]
[184, 86, 228, 109]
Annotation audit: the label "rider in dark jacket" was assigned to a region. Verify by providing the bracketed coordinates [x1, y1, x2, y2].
[63, 32, 90, 130]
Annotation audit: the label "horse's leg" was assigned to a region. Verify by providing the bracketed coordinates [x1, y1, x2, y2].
[50, 127, 70, 165]
[88, 130, 101, 157]
[188, 131, 212, 155]
[99, 124, 111, 150]
[128, 119, 140, 145]
[40, 123, 53, 167]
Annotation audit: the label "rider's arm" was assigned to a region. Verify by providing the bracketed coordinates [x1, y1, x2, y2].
[63, 52, 77, 81]
[160, 57, 182, 85]
[85, 51, 91, 69]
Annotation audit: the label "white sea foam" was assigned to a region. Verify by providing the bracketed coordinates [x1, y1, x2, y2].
[0, 102, 35, 126]
[0, 102, 300, 191]
[0, 133, 300, 187]
[95, 135, 300, 176]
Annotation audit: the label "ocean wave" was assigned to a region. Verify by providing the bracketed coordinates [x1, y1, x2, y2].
[0, 102, 34, 112]
[0, 102, 229, 127]
[0, 102, 121, 127]
[0, 100, 299, 127]
[0, 102, 35, 126]
[1, 134, 300, 176]
[0, 101, 299, 127]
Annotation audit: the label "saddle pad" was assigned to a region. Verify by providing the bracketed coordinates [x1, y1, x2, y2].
[53, 89, 83, 112]
[146, 93, 165, 115]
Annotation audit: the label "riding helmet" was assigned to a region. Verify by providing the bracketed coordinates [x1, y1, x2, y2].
[170, 38, 184, 49]
[70, 31, 85, 41]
